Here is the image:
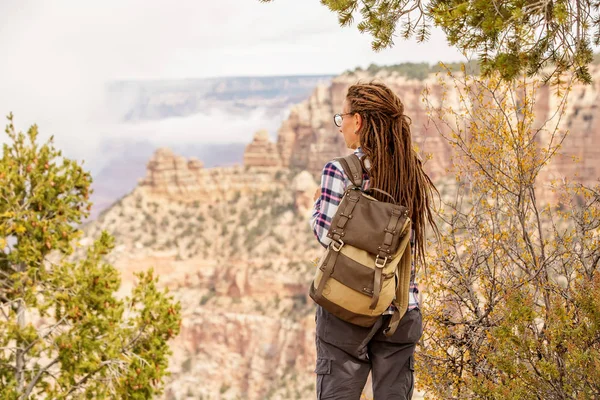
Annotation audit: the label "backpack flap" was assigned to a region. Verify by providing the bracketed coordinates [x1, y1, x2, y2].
[327, 189, 410, 257]
[327, 154, 410, 258]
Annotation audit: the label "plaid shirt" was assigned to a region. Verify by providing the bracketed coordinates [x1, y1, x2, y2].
[310, 147, 419, 312]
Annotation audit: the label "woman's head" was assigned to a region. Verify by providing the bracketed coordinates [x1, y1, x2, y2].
[340, 81, 438, 263]
[335, 100, 362, 149]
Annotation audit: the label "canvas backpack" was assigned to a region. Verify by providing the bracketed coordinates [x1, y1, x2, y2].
[309, 154, 413, 337]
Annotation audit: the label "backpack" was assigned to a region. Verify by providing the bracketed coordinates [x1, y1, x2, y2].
[309, 154, 413, 337]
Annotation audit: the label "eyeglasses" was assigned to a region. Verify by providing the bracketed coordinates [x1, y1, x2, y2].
[333, 113, 353, 127]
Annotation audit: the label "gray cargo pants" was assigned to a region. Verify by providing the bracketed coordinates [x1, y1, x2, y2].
[314, 305, 423, 399]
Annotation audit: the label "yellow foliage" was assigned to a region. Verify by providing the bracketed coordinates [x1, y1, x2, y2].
[418, 69, 600, 398]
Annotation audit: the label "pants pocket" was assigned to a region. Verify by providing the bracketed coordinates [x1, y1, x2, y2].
[377, 308, 423, 344]
[315, 358, 332, 399]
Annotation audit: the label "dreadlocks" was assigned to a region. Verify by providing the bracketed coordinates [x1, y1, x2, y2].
[346, 82, 439, 264]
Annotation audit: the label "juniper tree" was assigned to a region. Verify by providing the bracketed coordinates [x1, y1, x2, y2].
[0, 114, 181, 399]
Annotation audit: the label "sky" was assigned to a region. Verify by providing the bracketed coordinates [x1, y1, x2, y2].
[0, 0, 465, 171]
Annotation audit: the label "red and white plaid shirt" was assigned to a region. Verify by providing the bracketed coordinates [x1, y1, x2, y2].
[310, 147, 419, 312]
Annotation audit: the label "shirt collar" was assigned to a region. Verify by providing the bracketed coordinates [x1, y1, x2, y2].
[353, 147, 371, 173]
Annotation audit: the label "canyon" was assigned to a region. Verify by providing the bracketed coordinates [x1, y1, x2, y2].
[82, 66, 600, 399]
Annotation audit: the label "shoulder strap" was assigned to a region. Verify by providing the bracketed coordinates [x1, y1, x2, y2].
[337, 154, 398, 204]
[336, 154, 364, 188]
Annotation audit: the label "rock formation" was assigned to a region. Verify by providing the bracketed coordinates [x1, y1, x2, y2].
[140, 147, 198, 195]
[139, 146, 287, 203]
[243, 130, 281, 167]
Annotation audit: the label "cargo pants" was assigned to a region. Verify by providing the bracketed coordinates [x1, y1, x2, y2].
[314, 305, 423, 399]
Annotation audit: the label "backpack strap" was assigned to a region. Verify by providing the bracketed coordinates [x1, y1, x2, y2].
[329, 189, 360, 243]
[384, 221, 413, 337]
[370, 207, 410, 310]
[313, 239, 344, 302]
[338, 155, 397, 204]
[378, 207, 410, 259]
[336, 154, 364, 188]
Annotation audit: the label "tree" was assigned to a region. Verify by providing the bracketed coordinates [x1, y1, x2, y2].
[417, 70, 600, 398]
[0, 114, 181, 399]
[259, 0, 599, 83]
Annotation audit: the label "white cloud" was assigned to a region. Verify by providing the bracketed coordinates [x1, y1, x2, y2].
[109, 107, 284, 146]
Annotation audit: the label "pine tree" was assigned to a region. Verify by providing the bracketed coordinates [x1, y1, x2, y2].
[0, 114, 181, 399]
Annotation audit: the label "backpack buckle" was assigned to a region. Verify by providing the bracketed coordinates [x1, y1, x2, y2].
[331, 239, 345, 252]
[375, 255, 389, 269]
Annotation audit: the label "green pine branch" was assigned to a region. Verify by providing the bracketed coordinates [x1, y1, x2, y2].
[0, 115, 182, 399]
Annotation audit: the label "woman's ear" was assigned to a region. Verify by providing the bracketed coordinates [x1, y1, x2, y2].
[354, 112, 363, 133]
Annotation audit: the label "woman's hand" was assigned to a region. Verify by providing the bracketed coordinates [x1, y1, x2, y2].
[313, 187, 321, 202]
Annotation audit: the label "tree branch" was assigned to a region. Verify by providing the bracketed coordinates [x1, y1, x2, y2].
[63, 360, 112, 397]
[19, 356, 60, 400]
[22, 315, 68, 355]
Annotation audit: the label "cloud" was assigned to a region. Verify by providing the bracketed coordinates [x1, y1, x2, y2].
[109, 107, 284, 146]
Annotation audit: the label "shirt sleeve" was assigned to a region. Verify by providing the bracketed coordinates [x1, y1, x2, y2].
[309, 161, 347, 248]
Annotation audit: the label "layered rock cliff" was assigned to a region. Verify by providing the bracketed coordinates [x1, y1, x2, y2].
[245, 68, 600, 188]
[244, 70, 459, 180]
[534, 80, 600, 187]
[244, 130, 282, 168]
[137, 147, 287, 204]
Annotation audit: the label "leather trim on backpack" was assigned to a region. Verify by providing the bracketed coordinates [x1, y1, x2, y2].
[321, 251, 395, 295]
[337, 155, 363, 188]
[313, 245, 341, 303]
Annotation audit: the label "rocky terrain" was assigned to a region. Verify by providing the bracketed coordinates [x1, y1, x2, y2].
[82, 147, 326, 399]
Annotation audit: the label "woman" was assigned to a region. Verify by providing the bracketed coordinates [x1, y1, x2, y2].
[309, 82, 438, 399]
